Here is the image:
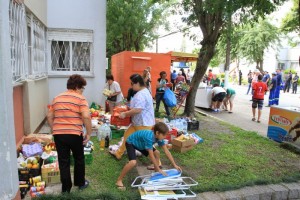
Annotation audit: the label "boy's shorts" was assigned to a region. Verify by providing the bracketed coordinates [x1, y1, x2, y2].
[212, 92, 226, 102]
[126, 142, 156, 161]
[252, 99, 264, 110]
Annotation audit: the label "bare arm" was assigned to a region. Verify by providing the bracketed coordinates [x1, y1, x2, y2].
[47, 109, 54, 129]
[82, 110, 92, 144]
[162, 145, 181, 171]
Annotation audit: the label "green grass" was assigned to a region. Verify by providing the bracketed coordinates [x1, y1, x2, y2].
[39, 109, 300, 199]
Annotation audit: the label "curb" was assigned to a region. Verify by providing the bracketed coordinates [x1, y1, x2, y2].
[194, 182, 300, 200]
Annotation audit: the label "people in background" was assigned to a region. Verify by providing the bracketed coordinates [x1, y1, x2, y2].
[170, 70, 178, 91]
[207, 69, 213, 85]
[47, 74, 91, 193]
[252, 74, 268, 123]
[180, 68, 187, 81]
[283, 71, 292, 93]
[274, 68, 282, 105]
[239, 70, 242, 85]
[267, 72, 277, 106]
[223, 88, 236, 113]
[111, 74, 155, 160]
[262, 71, 270, 85]
[246, 71, 252, 95]
[210, 74, 220, 86]
[175, 71, 186, 85]
[146, 66, 152, 94]
[186, 69, 192, 84]
[292, 73, 299, 94]
[220, 79, 225, 88]
[142, 69, 151, 92]
[115, 122, 181, 190]
[104, 75, 124, 114]
[211, 84, 226, 113]
[155, 71, 170, 116]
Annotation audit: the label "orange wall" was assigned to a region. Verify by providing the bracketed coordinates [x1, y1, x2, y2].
[13, 86, 25, 147]
[111, 51, 171, 97]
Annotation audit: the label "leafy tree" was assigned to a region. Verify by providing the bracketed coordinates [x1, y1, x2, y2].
[238, 19, 281, 73]
[180, 0, 286, 117]
[281, 0, 300, 34]
[106, 0, 171, 63]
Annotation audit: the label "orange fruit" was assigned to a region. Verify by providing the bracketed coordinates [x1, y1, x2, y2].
[27, 163, 32, 169]
[32, 164, 38, 169]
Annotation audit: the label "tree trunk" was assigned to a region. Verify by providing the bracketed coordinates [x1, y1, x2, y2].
[184, 42, 216, 117]
[256, 59, 264, 73]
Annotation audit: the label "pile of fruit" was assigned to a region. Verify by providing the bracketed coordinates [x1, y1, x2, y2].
[18, 156, 40, 169]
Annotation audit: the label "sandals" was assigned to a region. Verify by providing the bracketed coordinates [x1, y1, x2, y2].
[257, 120, 261, 123]
[228, 111, 233, 113]
[252, 118, 256, 121]
[116, 184, 126, 191]
[147, 165, 163, 170]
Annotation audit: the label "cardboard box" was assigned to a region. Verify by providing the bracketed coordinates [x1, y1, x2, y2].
[171, 138, 195, 153]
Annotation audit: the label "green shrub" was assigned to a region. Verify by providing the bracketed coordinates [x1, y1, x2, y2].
[284, 69, 297, 74]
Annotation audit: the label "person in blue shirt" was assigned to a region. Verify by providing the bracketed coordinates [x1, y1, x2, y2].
[274, 69, 282, 105]
[267, 72, 277, 106]
[115, 122, 181, 190]
[170, 70, 177, 91]
[262, 71, 270, 85]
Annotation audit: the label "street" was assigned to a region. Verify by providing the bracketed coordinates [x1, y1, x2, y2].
[196, 85, 300, 137]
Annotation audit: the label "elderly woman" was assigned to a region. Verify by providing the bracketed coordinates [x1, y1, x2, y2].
[156, 71, 171, 116]
[47, 74, 92, 193]
[110, 74, 155, 159]
[104, 74, 124, 114]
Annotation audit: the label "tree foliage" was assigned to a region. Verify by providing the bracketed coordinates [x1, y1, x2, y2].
[180, 0, 286, 116]
[106, 0, 171, 60]
[238, 19, 281, 72]
[281, 0, 300, 34]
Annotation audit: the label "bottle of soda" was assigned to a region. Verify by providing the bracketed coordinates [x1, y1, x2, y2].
[105, 136, 109, 148]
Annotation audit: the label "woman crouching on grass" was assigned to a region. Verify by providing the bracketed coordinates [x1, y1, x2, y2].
[115, 122, 181, 190]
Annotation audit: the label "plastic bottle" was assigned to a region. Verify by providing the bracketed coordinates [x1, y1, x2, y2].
[97, 124, 106, 150]
[182, 120, 187, 132]
[100, 138, 105, 150]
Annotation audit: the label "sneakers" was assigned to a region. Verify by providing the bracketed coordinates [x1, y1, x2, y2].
[79, 180, 89, 190]
[213, 109, 220, 113]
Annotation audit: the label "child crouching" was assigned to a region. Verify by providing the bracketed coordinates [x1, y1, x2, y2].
[116, 122, 181, 190]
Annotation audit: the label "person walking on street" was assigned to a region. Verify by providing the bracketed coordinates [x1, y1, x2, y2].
[170, 70, 177, 91]
[239, 70, 242, 85]
[186, 69, 192, 84]
[267, 72, 277, 106]
[155, 71, 171, 116]
[111, 74, 155, 160]
[283, 71, 292, 93]
[246, 71, 252, 95]
[262, 71, 270, 85]
[252, 74, 268, 123]
[146, 66, 152, 94]
[175, 71, 186, 85]
[292, 73, 299, 94]
[47, 74, 91, 193]
[274, 68, 282, 105]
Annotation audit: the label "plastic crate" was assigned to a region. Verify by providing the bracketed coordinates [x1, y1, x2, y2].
[70, 153, 93, 166]
[41, 161, 60, 185]
[18, 160, 42, 181]
[187, 120, 200, 131]
[112, 129, 125, 139]
[110, 115, 131, 126]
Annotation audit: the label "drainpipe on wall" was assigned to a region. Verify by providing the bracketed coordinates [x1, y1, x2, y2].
[0, 0, 19, 199]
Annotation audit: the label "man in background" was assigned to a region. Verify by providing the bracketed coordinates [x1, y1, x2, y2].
[274, 68, 282, 105]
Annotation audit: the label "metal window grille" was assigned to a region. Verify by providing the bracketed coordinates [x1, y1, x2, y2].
[9, 0, 28, 82]
[51, 41, 91, 72]
[30, 17, 47, 78]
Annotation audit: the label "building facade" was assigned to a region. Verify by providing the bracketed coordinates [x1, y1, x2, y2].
[0, 0, 106, 199]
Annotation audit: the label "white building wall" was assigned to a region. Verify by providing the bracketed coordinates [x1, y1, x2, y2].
[0, 0, 19, 198]
[24, 0, 47, 25]
[47, 0, 107, 105]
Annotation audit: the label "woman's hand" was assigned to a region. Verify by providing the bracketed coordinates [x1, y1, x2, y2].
[119, 112, 126, 119]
